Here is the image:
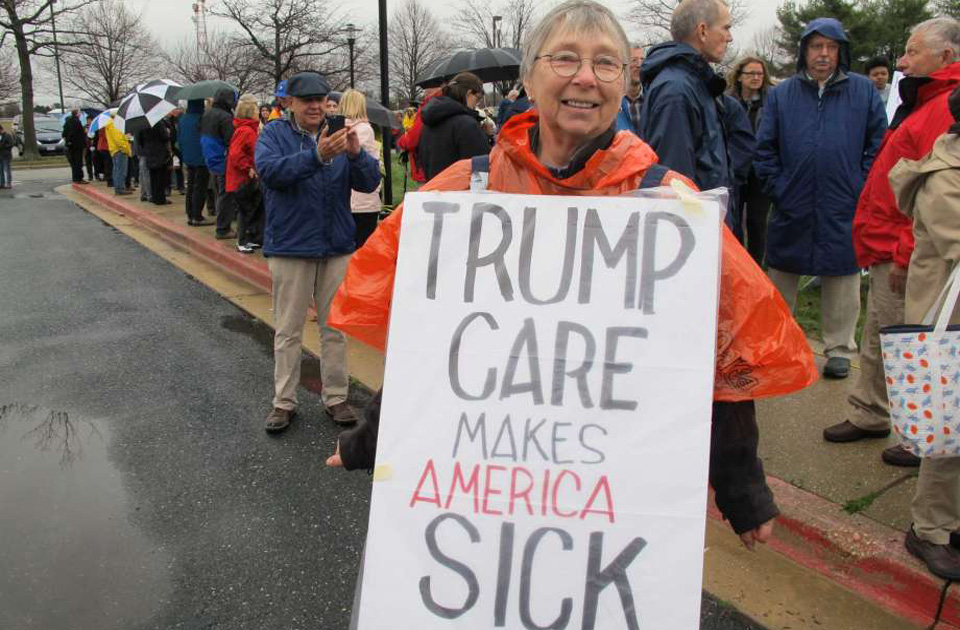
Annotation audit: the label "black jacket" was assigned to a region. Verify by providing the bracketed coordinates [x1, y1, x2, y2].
[62, 115, 86, 149]
[418, 96, 490, 181]
[138, 123, 171, 170]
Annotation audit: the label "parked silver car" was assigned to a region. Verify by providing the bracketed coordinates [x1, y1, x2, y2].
[13, 115, 66, 155]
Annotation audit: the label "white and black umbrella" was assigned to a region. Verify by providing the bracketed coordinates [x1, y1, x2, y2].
[415, 48, 522, 88]
[115, 79, 182, 134]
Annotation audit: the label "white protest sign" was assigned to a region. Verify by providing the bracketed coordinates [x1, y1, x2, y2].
[357, 190, 722, 630]
[887, 70, 904, 123]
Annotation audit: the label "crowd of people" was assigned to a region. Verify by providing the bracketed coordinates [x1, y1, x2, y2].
[43, 0, 960, 590]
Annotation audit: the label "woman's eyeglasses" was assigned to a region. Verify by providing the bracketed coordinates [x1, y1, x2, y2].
[740, 71, 764, 78]
[536, 51, 626, 83]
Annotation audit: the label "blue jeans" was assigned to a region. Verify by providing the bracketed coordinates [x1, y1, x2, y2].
[0, 157, 11, 187]
[112, 153, 128, 193]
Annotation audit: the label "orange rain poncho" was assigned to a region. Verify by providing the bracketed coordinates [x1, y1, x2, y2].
[330, 110, 818, 401]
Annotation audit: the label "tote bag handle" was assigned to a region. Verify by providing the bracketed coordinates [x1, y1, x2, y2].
[922, 262, 960, 333]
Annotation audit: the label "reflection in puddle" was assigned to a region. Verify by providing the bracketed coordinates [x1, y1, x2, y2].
[0, 403, 171, 629]
[0, 403, 103, 468]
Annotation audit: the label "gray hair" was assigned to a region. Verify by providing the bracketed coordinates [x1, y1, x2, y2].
[912, 17, 960, 58]
[670, 0, 728, 43]
[520, 0, 630, 87]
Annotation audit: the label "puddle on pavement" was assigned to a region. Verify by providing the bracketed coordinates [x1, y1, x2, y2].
[220, 312, 274, 357]
[0, 403, 171, 629]
[12, 192, 65, 200]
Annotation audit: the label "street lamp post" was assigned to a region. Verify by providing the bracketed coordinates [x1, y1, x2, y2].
[378, 0, 393, 207]
[492, 15, 502, 48]
[345, 23, 359, 89]
[50, 0, 65, 110]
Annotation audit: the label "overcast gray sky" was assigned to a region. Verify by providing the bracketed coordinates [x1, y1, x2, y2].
[124, 0, 781, 53]
[37, 0, 783, 104]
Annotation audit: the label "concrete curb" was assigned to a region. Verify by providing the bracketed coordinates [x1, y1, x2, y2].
[73, 182, 959, 629]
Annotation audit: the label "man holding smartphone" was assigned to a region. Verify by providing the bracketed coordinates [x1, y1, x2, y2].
[254, 71, 382, 433]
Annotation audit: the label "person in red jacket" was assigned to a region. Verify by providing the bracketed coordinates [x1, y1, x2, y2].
[226, 99, 263, 253]
[824, 17, 959, 467]
[396, 87, 440, 183]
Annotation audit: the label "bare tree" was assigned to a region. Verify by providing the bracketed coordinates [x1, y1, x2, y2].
[210, 0, 346, 87]
[453, 0, 538, 49]
[60, 0, 156, 106]
[389, 0, 451, 106]
[748, 25, 790, 79]
[165, 30, 267, 96]
[0, 0, 98, 159]
[624, 0, 747, 47]
[932, 0, 960, 18]
[0, 44, 16, 102]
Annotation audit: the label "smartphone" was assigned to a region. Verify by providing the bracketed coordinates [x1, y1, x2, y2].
[326, 114, 346, 134]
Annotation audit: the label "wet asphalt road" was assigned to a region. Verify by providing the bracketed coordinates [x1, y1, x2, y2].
[0, 173, 766, 630]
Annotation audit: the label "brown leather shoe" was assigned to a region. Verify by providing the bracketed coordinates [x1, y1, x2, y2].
[906, 527, 960, 580]
[882, 444, 921, 467]
[265, 407, 295, 433]
[823, 420, 890, 443]
[326, 402, 358, 426]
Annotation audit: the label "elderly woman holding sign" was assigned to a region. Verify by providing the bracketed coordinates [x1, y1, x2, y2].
[327, 0, 815, 550]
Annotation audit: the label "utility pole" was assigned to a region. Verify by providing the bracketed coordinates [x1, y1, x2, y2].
[192, 0, 209, 51]
[492, 15, 501, 48]
[50, 0, 65, 110]
[378, 0, 393, 206]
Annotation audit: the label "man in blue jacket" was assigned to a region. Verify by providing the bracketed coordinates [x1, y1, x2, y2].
[755, 18, 887, 380]
[178, 99, 213, 226]
[201, 88, 237, 238]
[638, 0, 736, 230]
[255, 72, 381, 433]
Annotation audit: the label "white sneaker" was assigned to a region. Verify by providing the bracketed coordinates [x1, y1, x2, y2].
[236, 243, 255, 254]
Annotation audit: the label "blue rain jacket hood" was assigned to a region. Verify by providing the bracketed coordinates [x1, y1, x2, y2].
[753, 18, 887, 276]
[797, 18, 851, 75]
[255, 117, 381, 258]
[638, 42, 735, 225]
[178, 99, 205, 167]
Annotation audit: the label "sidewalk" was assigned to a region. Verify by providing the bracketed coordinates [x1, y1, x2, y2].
[65, 179, 957, 629]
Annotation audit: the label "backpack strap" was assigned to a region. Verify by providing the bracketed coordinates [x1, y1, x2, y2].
[639, 164, 670, 190]
[470, 154, 490, 192]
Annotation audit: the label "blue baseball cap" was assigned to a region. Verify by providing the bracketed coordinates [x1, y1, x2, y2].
[275, 80, 288, 98]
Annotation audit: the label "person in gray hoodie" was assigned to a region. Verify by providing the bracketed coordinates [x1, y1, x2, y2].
[201, 88, 237, 237]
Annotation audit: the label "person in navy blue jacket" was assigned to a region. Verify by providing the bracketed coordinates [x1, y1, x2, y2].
[638, 0, 736, 229]
[255, 71, 381, 434]
[755, 17, 887, 380]
[178, 99, 213, 226]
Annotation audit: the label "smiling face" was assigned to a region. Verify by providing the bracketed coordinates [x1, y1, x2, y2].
[288, 95, 326, 132]
[805, 33, 840, 82]
[524, 26, 626, 151]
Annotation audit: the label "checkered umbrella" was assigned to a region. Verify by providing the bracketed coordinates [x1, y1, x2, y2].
[115, 79, 182, 134]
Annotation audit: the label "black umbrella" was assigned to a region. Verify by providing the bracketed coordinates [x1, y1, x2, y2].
[415, 47, 522, 88]
[329, 91, 401, 130]
[175, 80, 239, 101]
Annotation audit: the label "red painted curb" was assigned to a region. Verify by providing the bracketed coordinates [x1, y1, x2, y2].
[72, 183, 272, 294]
[710, 477, 959, 629]
[73, 182, 957, 628]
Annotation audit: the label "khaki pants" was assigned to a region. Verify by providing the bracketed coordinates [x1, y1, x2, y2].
[768, 268, 861, 360]
[913, 457, 960, 545]
[847, 263, 905, 430]
[269, 255, 350, 410]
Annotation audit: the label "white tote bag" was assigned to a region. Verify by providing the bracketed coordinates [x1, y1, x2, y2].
[880, 263, 960, 458]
